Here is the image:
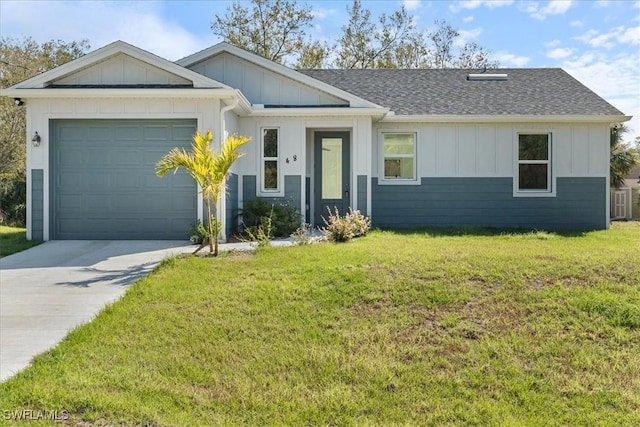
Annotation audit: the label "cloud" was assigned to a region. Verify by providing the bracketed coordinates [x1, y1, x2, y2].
[575, 26, 640, 49]
[403, 0, 422, 11]
[0, 1, 214, 61]
[449, 0, 514, 13]
[527, 0, 573, 20]
[463, 15, 475, 23]
[547, 47, 572, 59]
[562, 49, 640, 136]
[312, 7, 338, 19]
[570, 20, 584, 27]
[493, 51, 531, 67]
[594, 0, 610, 7]
[454, 28, 483, 48]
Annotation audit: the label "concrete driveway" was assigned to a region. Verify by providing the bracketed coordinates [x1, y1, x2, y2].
[0, 240, 193, 382]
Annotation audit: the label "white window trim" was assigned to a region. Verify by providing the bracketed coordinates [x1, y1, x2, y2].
[259, 127, 283, 196]
[378, 130, 420, 186]
[513, 130, 556, 197]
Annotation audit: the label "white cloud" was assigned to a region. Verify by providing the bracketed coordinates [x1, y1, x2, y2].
[0, 1, 214, 61]
[575, 26, 640, 49]
[403, 0, 422, 11]
[449, 0, 514, 13]
[546, 39, 562, 48]
[493, 51, 531, 67]
[528, 0, 574, 20]
[463, 15, 475, 23]
[562, 49, 640, 138]
[594, 0, 610, 7]
[570, 20, 584, 27]
[547, 47, 573, 59]
[454, 28, 483, 48]
[311, 7, 338, 19]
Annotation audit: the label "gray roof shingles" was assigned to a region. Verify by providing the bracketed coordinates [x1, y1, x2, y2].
[298, 68, 624, 116]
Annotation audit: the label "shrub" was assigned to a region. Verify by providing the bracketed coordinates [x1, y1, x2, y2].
[188, 220, 208, 244]
[241, 197, 300, 238]
[322, 207, 371, 242]
[290, 223, 319, 245]
[0, 179, 26, 226]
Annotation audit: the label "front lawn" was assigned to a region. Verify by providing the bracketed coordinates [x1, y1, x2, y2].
[0, 225, 41, 257]
[1, 223, 639, 425]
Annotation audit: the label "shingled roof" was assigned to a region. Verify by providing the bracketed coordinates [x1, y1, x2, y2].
[298, 68, 624, 116]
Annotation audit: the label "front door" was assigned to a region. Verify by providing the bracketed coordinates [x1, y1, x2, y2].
[314, 131, 350, 225]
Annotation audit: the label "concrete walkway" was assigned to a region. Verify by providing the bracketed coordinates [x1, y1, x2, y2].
[0, 240, 200, 382]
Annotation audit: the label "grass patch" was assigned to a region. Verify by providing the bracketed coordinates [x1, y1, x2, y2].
[0, 225, 41, 257]
[1, 222, 639, 425]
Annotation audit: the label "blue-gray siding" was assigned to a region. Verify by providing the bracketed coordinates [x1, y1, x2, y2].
[226, 173, 238, 236]
[241, 174, 302, 221]
[357, 175, 368, 216]
[31, 169, 44, 240]
[371, 177, 606, 230]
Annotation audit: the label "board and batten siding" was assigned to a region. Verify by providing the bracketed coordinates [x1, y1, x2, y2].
[187, 52, 347, 107]
[52, 53, 192, 86]
[25, 97, 220, 240]
[371, 123, 610, 230]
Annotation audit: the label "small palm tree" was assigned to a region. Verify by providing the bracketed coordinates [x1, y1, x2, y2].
[610, 124, 639, 189]
[156, 130, 250, 256]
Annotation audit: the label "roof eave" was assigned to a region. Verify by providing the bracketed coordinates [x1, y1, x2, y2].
[380, 114, 632, 124]
[1, 87, 239, 98]
[248, 106, 389, 118]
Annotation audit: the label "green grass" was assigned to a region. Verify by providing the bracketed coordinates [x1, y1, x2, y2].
[0, 225, 41, 257]
[1, 223, 639, 426]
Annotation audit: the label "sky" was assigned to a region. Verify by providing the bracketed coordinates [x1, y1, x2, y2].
[1, 0, 639, 141]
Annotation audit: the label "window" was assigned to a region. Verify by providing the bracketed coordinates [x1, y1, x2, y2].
[517, 133, 551, 192]
[383, 133, 416, 180]
[262, 128, 278, 192]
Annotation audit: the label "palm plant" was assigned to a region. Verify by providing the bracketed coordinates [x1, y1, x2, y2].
[156, 130, 250, 256]
[610, 124, 639, 189]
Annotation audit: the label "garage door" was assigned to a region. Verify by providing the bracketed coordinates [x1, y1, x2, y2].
[51, 119, 197, 239]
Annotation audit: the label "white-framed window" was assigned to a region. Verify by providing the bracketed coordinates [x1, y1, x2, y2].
[261, 128, 279, 192]
[381, 132, 417, 183]
[516, 132, 553, 195]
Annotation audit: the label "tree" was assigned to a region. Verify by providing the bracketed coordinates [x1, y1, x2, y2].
[0, 37, 88, 224]
[156, 131, 250, 256]
[429, 20, 497, 69]
[294, 40, 330, 69]
[211, 0, 314, 65]
[610, 124, 639, 189]
[335, 0, 417, 69]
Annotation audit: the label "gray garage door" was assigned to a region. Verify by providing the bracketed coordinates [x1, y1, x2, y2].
[51, 119, 197, 239]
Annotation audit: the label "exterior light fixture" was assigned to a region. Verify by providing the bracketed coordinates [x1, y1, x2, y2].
[14, 98, 25, 106]
[32, 132, 41, 147]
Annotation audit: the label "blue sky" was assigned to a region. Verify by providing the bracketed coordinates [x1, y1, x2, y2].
[1, 0, 638, 140]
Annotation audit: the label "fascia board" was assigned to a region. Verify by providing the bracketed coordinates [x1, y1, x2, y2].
[380, 114, 633, 124]
[248, 107, 389, 118]
[1, 87, 240, 98]
[177, 42, 382, 109]
[9, 41, 228, 90]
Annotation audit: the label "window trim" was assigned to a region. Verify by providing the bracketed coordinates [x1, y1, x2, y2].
[260, 127, 281, 195]
[378, 130, 419, 185]
[513, 131, 556, 197]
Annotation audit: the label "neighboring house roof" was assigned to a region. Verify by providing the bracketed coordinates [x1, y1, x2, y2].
[299, 68, 625, 117]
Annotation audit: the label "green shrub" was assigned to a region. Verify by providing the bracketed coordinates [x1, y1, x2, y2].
[0, 178, 26, 226]
[241, 197, 300, 238]
[188, 220, 208, 244]
[322, 207, 371, 242]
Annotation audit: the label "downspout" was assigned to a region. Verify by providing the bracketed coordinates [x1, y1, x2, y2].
[218, 96, 239, 242]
